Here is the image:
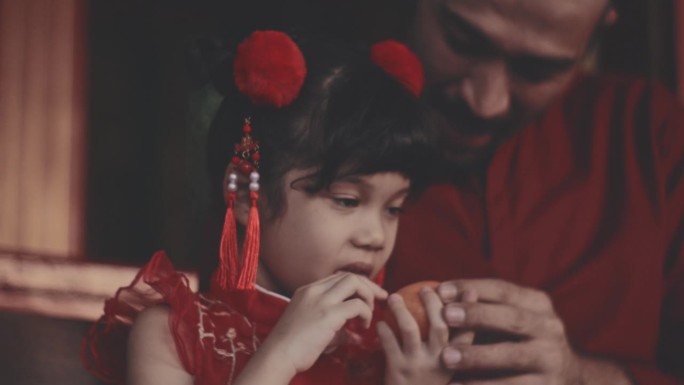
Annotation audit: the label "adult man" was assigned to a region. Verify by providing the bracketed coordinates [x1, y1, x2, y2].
[385, 0, 684, 384]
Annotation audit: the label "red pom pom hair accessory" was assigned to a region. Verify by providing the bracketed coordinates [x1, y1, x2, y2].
[370, 40, 424, 97]
[215, 31, 306, 291]
[233, 30, 307, 107]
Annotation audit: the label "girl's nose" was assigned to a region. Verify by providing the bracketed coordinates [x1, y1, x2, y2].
[351, 214, 386, 251]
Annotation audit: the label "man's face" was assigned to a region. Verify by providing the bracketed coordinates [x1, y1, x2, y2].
[410, 0, 610, 164]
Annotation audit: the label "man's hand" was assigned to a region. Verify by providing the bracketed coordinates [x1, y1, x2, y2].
[437, 279, 633, 385]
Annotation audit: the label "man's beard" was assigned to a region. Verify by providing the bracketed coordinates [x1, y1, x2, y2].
[426, 92, 528, 174]
[438, 133, 502, 171]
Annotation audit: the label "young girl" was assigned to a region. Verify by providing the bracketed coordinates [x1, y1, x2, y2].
[83, 31, 453, 385]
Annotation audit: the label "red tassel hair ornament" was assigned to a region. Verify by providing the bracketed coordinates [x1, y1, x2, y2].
[216, 31, 306, 291]
[370, 40, 425, 97]
[217, 118, 263, 291]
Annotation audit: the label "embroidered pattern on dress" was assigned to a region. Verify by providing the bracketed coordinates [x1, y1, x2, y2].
[196, 294, 260, 384]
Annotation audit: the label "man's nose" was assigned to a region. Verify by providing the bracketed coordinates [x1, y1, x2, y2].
[460, 60, 511, 120]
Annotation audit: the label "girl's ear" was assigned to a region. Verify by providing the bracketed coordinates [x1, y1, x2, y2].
[223, 165, 251, 226]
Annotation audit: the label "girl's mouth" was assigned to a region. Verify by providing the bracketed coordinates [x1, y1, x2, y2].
[336, 262, 373, 277]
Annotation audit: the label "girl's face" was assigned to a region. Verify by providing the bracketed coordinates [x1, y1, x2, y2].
[256, 169, 410, 296]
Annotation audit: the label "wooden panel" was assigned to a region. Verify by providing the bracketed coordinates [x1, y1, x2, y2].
[0, 249, 198, 321]
[0, 1, 26, 255]
[0, 0, 86, 257]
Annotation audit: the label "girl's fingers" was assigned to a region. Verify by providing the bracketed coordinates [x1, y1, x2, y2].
[376, 321, 402, 358]
[336, 297, 374, 327]
[353, 273, 388, 301]
[324, 273, 387, 309]
[420, 287, 450, 348]
[387, 293, 422, 352]
[291, 273, 384, 330]
[295, 271, 349, 297]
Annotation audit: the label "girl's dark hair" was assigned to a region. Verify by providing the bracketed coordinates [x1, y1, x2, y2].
[206, 36, 438, 218]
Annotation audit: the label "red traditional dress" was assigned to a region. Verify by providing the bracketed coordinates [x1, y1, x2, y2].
[82, 251, 385, 385]
[387, 74, 684, 383]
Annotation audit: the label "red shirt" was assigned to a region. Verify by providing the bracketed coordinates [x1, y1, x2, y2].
[386, 74, 684, 383]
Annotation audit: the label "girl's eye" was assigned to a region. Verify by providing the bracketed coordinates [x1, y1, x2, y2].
[387, 206, 405, 216]
[333, 197, 359, 208]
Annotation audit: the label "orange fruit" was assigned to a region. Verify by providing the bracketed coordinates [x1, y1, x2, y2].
[382, 280, 440, 341]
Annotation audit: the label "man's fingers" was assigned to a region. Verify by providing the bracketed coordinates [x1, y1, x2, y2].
[420, 287, 450, 348]
[448, 374, 542, 385]
[442, 342, 542, 372]
[443, 302, 561, 338]
[448, 289, 477, 345]
[439, 279, 552, 313]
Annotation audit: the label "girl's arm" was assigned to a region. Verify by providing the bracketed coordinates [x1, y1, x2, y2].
[233, 272, 388, 385]
[127, 305, 194, 385]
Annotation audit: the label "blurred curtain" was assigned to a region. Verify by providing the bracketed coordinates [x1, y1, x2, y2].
[0, 0, 86, 257]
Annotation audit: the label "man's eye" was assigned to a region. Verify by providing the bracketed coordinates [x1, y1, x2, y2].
[444, 32, 484, 57]
[442, 23, 493, 58]
[510, 59, 574, 84]
[333, 197, 359, 208]
[512, 65, 560, 83]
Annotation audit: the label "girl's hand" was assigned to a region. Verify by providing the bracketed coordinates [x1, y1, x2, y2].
[257, 272, 388, 376]
[377, 287, 455, 385]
